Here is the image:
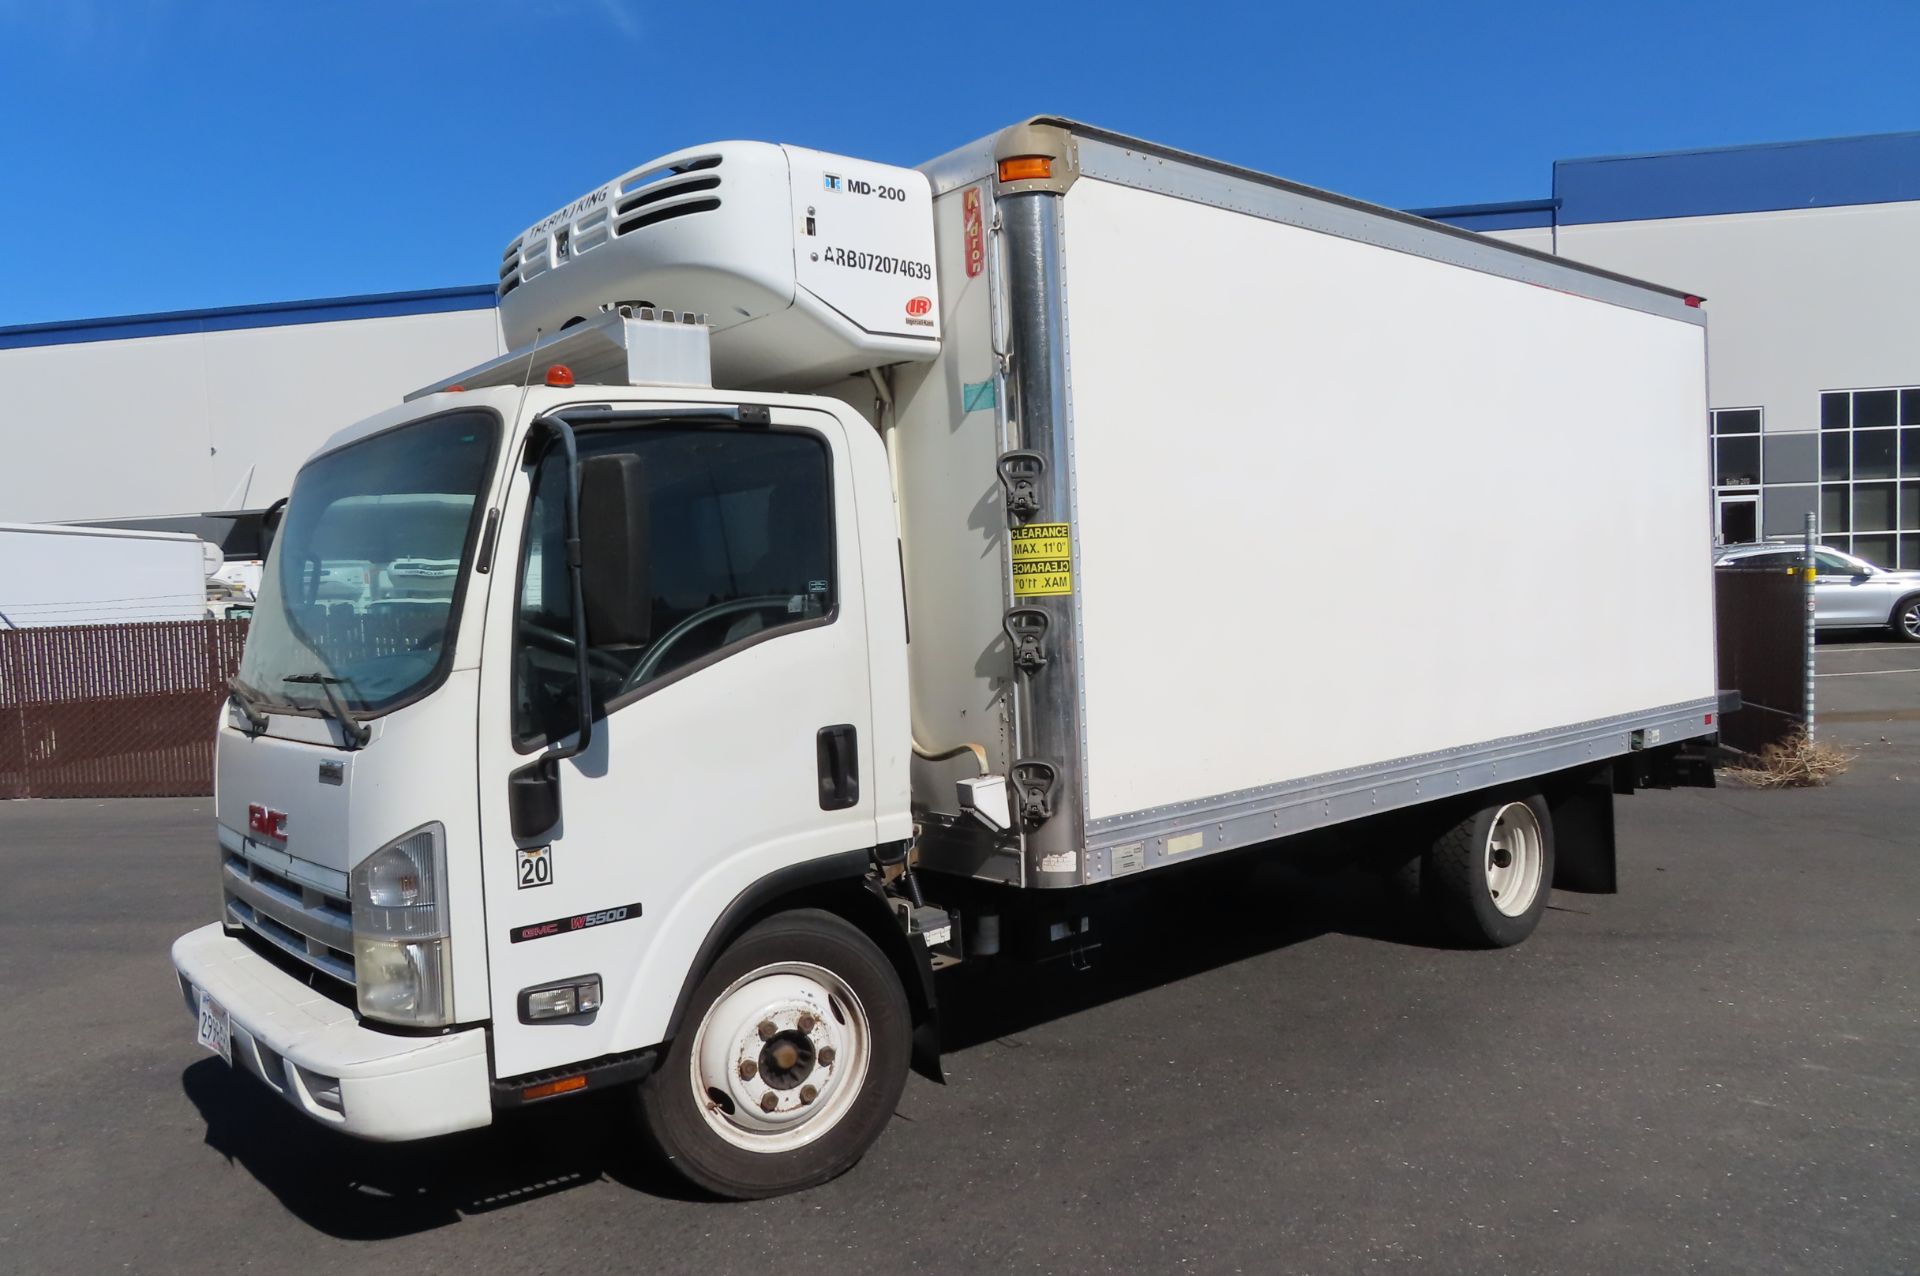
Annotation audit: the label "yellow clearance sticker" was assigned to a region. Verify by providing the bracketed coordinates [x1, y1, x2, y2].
[1011, 522, 1073, 597]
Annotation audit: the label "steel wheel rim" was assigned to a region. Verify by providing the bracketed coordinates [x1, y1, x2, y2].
[1484, 802, 1544, 918]
[688, 960, 871, 1153]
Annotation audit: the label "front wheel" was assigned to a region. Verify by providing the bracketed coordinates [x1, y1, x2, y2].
[636, 908, 910, 1199]
[1891, 594, 1920, 643]
[1424, 795, 1554, 948]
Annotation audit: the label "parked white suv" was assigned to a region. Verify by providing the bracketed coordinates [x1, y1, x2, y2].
[1716, 542, 1920, 641]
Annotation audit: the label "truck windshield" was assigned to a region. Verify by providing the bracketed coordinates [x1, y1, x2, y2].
[239, 410, 498, 717]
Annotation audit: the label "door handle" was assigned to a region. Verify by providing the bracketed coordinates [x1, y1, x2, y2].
[816, 724, 859, 811]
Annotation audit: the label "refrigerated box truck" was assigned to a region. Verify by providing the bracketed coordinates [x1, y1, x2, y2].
[0, 522, 209, 629]
[173, 118, 1723, 1198]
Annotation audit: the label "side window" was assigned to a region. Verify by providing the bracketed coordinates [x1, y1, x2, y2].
[1813, 551, 1858, 577]
[512, 426, 836, 745]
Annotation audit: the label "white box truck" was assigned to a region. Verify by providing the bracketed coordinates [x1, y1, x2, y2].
[0, 522, 210, 629]
[172, 119, 1723, 1198]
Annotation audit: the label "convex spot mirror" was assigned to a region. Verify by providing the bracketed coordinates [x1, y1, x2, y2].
[577, 453, 651, 647]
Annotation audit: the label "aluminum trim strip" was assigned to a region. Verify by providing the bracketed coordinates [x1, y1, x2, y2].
[1078, 697, 1720, 884]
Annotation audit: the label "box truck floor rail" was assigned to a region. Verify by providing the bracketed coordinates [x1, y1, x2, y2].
[173, 118, 1723, 1198]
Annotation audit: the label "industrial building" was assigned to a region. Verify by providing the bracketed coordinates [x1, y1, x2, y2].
[3, 129, 1916, 563]
[1417, 130, 1920, 566]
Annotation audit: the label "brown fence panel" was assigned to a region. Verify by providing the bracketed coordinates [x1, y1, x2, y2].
[0, 619, 250, 799]
[1714, 566, 1810, 755]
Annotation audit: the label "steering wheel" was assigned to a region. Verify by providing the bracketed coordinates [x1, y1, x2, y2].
[520, 620, 629, 676]
[621, 596, 798, 694]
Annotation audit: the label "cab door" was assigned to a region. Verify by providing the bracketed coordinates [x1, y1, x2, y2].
[475, 405, 879, 1080]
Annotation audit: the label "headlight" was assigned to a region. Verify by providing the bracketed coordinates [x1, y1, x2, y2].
[350, 823, 453, 1027]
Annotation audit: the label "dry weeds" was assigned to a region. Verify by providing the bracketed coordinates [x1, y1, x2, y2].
[1721, 732, 1855, 788]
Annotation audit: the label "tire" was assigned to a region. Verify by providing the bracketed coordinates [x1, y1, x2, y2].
[1891, 594, 1920, 643]
[636, 908, 911, 1199]
[1424, 795, 1554, 948]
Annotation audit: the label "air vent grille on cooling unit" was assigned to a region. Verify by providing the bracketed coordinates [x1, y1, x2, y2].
[497, 155, 724, 299]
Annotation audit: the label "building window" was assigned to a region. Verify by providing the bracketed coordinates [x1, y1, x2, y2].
[1711, 408, 1763, 487]
[1710, 408, 1766, 544]
[1817, 386, 1920, 567]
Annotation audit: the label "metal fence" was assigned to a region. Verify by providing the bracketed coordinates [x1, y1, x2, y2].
[0, 619, 250, 799]
[1714, 564, 1814, 755]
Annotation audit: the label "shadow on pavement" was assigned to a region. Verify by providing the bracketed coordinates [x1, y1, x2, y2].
[181, 1060, 704, 1240]
[179, 853, 1446, 1236]
[936, 857, 1448, 1054]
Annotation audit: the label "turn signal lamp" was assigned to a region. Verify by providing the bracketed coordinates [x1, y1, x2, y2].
[998, 156, 1053, 182]
[522, 1076, 588, 1102]
[546, 364, 575, 387]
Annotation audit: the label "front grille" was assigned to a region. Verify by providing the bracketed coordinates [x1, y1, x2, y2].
[222, 849, 355, 986]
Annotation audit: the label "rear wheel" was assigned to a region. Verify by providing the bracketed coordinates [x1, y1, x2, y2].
[1424, 796, 1554, 947]
[1891, 594, 1920, 642]
[636, 908, 910, 1199]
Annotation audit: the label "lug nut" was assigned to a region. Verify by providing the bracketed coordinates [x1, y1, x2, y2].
[797, 1014, 816, 1034]
[757, 1020, 777, 1040]
[737, 1060, 758, 1080]
[760, 1092, 780, 1113]
[817, 1047, 836, 1067]
[799, 1085, 818, 1105]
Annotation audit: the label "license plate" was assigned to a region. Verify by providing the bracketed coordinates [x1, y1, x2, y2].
[195, 989, 232, 1066]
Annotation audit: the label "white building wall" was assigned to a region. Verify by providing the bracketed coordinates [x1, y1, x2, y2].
[0, 308, 502, 524]
[1490, 201, 1920, 431]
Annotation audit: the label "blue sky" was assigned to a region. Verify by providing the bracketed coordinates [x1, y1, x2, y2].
[1, 0, 1914, 326]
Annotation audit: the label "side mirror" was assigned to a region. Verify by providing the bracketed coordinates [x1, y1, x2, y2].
[257, 497, 288, 562]
[509, 757, 562, 841]
[577, 454, 651, 646]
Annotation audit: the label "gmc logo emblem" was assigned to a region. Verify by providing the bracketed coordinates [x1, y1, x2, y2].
[905, 296, 932, 317]
[248, 804, 288, 842]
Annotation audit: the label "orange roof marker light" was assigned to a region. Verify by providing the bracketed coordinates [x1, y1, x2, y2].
[998, 156, 1052, 183]
[546, 364, 575, 387]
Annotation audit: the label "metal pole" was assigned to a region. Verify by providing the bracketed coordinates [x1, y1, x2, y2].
[1803, 511, 1817, 742]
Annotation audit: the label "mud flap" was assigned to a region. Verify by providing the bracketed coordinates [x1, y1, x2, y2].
[1550, 772, 1617, 894]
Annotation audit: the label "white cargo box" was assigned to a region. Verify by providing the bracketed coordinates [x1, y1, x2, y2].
[890, 120, 1719, 889]
[497, 142, 940, 390]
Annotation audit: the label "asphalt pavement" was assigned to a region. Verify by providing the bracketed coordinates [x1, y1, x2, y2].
[1, 642, 1916, 1274]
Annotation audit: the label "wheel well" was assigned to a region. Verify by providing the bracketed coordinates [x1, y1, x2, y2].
[663, 854, 941, 1082]
[1889, 592, 1920, 625]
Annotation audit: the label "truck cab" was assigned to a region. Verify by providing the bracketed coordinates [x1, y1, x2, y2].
[176, 137, 946, 1197]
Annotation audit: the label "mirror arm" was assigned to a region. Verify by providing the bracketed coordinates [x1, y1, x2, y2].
[540, 413, 594, 765]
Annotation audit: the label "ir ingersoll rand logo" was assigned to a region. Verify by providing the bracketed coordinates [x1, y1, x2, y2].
[905, 296, 932, 317]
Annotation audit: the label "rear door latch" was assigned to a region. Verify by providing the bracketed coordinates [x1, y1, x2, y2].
[1010, 759, 1058, 827]
[1003, 607, 1050, 674]
[996, 450, 1046, 520]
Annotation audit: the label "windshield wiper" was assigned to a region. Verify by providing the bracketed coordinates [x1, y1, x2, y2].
[283, 673, 373, 749]
[227, 675, 279, 733]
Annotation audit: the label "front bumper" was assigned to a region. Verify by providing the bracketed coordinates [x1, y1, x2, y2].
[171, 922, 492, 1141]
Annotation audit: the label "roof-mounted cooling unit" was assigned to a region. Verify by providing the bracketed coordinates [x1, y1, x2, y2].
[497, 141, 941, 389]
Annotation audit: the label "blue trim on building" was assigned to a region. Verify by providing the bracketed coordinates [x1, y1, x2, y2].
[1407, 198, 1558, 232]
[0, 285, 497, 351]
[7, 131, 1915, 347]
[1554, 131, 1920, 226]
